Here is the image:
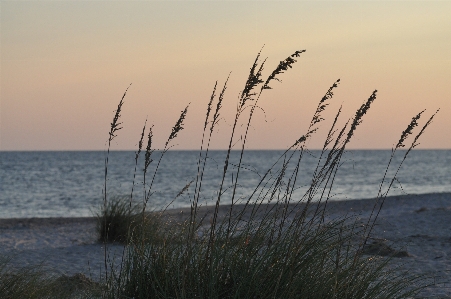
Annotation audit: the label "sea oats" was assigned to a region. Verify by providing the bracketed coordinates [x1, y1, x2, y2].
[98, 50, 436, 299]
[166, 104, 189, 148]
[144, 125, 154, 173]
[396, 110, 425, 149]
[263, 49, 306, 90]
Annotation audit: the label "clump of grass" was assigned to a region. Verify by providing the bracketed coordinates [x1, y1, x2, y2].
[0, 257, 49, 299]
[100, 49, 437, 298]
[96, 195, 141, 243]
[0, 257, 100, 299]
[96, 195, 168, 245]
[51, 273, 103, 298]
[110, 218, 425, 299]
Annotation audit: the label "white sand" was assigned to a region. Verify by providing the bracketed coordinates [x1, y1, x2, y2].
[1, 192, 450, 298]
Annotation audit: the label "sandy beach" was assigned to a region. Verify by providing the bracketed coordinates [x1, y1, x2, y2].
[1, 192, 450, 298]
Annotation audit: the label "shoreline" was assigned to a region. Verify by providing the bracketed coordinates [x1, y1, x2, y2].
[1, 191, 450, 224]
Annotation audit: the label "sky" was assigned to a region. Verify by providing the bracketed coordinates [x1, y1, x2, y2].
[1, 0, 450, 151]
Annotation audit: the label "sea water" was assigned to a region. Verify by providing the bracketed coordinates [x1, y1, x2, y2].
[0, 150, 450, 218]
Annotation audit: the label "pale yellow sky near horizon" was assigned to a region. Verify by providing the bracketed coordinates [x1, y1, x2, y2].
[1, 0, 450, 151]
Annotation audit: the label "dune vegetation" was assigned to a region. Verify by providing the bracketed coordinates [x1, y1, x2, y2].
[98, 49, 437, 299]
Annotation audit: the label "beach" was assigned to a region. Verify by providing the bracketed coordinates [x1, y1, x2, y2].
[1, 192, 450, 298]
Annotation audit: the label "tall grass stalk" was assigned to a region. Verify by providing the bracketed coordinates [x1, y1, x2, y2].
[362, 109, 440, 248]
[99, 49, 436, 298]
[102, 84, 131, 280]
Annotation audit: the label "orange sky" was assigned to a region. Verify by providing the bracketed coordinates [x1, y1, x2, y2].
[1, 1, 450, 150]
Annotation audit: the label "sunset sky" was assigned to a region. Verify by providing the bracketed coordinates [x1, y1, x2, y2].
[1, 1, 450, 151]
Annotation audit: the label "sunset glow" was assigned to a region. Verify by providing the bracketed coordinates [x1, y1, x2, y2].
[2, 1, 450, 150]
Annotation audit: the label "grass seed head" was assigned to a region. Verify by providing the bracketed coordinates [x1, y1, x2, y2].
[109, 84, 131, 142]
[346, 90, 377, 142]
[409, 109, 439, 149]
[135, 120, 147, 162]
[205, 82, 217, 131]
[144, 126, 154, 172]
[240, 49, 266, 108]
[311, 79, 341, 127]
[396, 110, 425, 149]
[263, 49, 306, 90]
[166, 104, 190, 147]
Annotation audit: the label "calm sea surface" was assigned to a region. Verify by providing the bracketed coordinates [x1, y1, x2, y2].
[0, 150, 450, 218]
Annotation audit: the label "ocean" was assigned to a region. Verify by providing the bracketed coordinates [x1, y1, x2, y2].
[0, 150, 450, 219]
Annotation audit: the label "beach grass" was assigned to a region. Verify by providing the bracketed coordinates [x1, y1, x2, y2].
[96, 195, 171, 245]
[0, 257, 50, 298]
[0, 256, 102, 299]
[98, 49, 436, 298]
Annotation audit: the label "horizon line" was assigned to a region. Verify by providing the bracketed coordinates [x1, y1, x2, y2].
[1, 148, 450, 152]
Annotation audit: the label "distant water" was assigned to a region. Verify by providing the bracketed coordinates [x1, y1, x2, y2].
[0, 150, 450, 218]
